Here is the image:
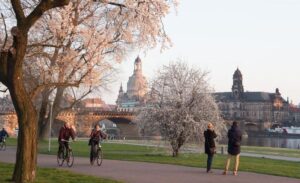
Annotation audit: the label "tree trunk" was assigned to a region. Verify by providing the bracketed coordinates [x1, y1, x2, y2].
[38, 87, 65, 139]
[172, 148, 179, 157]
[5, 33, 38, 182]
[38, 91, 51, 140]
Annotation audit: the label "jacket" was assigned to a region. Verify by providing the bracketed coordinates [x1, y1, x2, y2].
[204, 129, 217, 155]
[58, 126, 75, 142]
[227, 125, 242, 155]
[90, 129, 107, 143]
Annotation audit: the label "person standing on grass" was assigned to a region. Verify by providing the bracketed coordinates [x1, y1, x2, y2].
[223, 121, 242, 176]
[204, 122, 217, 173]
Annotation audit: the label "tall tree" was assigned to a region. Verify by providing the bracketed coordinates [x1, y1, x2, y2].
[0, 0, 177, 182]
[137, 61, 226, 157]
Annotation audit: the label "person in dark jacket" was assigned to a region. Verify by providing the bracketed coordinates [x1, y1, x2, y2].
[58, 122, 76, 157]
[204, 122, 217, 173]
[223, 121, 242, 176]
[89, 124, 107, 163]
[0, 128, 9, 142]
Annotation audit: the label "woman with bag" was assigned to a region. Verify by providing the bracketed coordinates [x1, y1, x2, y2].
[204, 122, 217, 173]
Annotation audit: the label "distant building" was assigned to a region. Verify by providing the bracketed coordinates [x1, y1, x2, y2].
[76, 98, 116, 111]
[116, 56, 148, 111]
[289, 104, 300, 123]
[214, 68, 290, 129]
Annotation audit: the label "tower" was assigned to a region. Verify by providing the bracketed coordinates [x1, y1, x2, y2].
[134, 56, 142, 74]
[127, 56, 147, 99]
[232, 68, 244, 99]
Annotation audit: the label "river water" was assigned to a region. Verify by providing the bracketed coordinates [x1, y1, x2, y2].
[243, 136, 300, 149]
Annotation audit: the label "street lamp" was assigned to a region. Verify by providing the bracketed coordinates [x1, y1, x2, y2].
[48, 100, 54, 152]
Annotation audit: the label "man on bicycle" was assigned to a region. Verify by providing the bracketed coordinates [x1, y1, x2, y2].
[58, 122, 75, 157]
[89, 124, 107, 163]
[0, 128, 9, 143]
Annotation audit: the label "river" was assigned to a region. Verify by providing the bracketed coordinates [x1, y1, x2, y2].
[243, 136, 300, 149]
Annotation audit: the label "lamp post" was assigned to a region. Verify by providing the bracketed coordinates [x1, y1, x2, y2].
[48, 101, 54, 152]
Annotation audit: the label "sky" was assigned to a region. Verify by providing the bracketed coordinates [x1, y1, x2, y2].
[0, 0, 299, 105]
[101, 0, 300, 105]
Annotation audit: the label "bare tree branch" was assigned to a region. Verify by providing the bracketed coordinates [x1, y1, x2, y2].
[1, 13, 8, 50]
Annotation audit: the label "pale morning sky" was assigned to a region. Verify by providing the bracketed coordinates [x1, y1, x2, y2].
[102, 0, 300, 105]
[1, 0, 299, 105]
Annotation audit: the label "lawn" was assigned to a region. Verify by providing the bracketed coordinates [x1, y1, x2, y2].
[4, 138, 300, 179]
[0, 162, 121, 183]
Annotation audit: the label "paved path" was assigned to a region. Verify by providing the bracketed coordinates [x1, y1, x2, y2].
[0, 147, 299, 183]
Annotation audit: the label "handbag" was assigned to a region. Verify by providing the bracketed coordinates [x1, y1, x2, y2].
[209, 147, 216, 154]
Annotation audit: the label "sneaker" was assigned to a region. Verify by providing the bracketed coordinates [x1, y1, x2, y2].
[222, 171, 227, 175]
[207, 170, 213, 173]
[233, 171, 238, 176]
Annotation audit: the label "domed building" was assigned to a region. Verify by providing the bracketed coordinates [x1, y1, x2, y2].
[116, 56, 148, 111]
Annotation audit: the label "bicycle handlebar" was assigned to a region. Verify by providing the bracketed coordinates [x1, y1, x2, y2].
[60, 139, 75, 143]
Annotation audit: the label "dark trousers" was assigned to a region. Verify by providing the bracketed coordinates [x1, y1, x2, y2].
[59, 141, 70, 157]
[206, 154, 214, 172]
[90, 140, 99, 162]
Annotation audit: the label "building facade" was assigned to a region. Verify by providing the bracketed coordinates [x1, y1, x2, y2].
[116, 56, 148, 111]
[214, 69, 290, 130]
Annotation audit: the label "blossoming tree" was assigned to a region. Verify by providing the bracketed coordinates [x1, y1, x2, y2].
[0, 0, 177, 182]
[137, 61, 226, 157]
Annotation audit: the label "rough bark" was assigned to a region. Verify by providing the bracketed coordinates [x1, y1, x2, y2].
[0, 1, 71, 182]
[3, 30, 38, 182]
[38, 90, 51, 139]
[38, 87, 65, 139]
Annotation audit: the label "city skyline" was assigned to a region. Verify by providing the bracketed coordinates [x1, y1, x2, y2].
[102, 0, 300, 105]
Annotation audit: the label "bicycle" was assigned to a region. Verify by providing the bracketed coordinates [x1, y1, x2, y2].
[0, 136, 7, 151]
[90, 141, 103, 166]
[57, 139, 74, 167]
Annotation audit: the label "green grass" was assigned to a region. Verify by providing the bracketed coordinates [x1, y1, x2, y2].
[5, 138, 300, 179]
[241, 146, 300, 158]
[0, 162, 121, 183]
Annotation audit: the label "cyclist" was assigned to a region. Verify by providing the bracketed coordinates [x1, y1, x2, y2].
[89, 124, 107, 163]
[0, 128, 9, 143]
[58, 122, 76, 158]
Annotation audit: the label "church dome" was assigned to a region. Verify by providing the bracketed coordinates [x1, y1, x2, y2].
[127, 56, 148, 99]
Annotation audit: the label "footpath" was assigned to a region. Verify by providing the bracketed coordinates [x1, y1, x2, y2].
[0, 147, 299, 183]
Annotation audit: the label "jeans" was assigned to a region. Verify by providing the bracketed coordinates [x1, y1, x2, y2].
[207, 154, 214, 172]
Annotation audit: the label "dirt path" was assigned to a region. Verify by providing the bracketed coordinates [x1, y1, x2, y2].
[0, 147, 299, 183]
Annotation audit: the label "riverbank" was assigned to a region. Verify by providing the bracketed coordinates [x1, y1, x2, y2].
[248, 131, 300, 139]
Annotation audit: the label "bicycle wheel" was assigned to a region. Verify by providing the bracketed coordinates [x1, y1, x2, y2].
[67, 149, 74, 167]
[57, 149, 64, 166]
[96, 148, 103, 166]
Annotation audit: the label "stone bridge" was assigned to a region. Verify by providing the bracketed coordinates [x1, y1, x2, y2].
[0, 110, 139, 138]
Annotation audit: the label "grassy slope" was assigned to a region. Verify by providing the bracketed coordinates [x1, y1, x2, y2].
[0, 162, 121, 183]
